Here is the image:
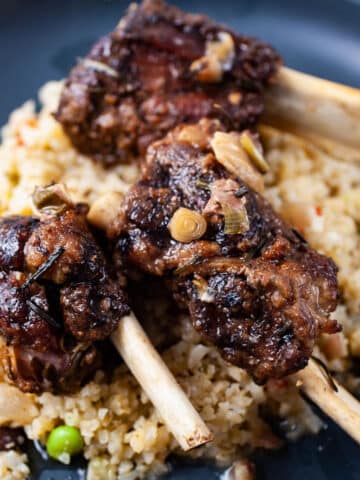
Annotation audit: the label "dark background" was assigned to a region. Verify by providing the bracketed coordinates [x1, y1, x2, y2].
[1, 0, 360, 478]
[0, 0, 360, 125]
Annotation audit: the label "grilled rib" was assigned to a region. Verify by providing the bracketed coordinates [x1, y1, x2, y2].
[55, 0, 280, 166]
[110, 120, 340, 383]
[0, 201, 129, 394]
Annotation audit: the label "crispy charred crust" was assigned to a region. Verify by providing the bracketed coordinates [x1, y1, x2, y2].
[61, 280, 129, 342]
[24, 208, 106, 284]
[56, 0, 281, 165]
[0, 207, 129, 394]
[114, 120, 340, 383]
[0, 271, 57, 352]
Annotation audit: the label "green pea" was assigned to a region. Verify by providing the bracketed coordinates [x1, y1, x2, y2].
[46, 425, 84, 460]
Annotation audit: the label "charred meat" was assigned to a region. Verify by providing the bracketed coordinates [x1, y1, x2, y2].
[56, 0, 280, 166]
[0, 187, 129, 394]
[25, 1, 339, 386]
[111, 120, 340, 383]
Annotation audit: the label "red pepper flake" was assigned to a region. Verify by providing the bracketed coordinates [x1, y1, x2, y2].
[315, 205, 322, 216]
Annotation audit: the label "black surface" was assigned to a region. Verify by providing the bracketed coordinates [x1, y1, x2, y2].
[1, 0, 360, 479]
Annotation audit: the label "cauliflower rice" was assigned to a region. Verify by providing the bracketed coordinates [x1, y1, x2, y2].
[0, 83, 360, 479]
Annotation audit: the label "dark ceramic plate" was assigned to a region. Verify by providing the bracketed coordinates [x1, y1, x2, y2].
[1, 0, 360, 478]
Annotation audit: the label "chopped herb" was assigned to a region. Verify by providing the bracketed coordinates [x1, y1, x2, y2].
[22, 247, 65, 289]
[27, 299, 62, 330]
[212, 103, 235, 129]
[174, 254, 202, 276]
[234, 185, 248, 198]
[195, 179, 211, 191]
[240, 131, 269, 173]
[292, 228, 307, 244]
[193, 275, 208, 295]
[223, 204, 249, 235]
[246, 237, 268, 262]
[311, 355, 338, 392]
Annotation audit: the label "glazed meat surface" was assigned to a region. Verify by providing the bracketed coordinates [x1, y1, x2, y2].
[0, 196, 129, 394]
[112, 120, 340, 383]
[56, 0, 280, 166]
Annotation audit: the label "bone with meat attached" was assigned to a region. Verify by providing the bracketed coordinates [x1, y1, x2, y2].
[0, 184, 211, 450]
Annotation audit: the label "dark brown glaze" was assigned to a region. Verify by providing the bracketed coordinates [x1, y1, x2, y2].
[0, 427, 25, 451]
[2, 342, 102, 394]
[112, 120, 340, 383]
[55, 0, 280, 166]
[0, 207, 129, 394]
[0, 271, 57, 352]
[24, 207, 106, 284]
[0, 217, 38, 272]
[60, 280, 128, 342]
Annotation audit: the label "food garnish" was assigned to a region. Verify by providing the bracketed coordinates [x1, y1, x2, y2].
[22, 246, 65, 289]
[26, 299, 62, 330]
[291, 228, 308, 244]
[240, 130, 269, 173]
[168, 208, 207, 243]
[234, 185, 249, 198]
[190, 32, 235, 83]
[222, 203, 249, 235]
[32, 184, 72, 216]
[211, 131, 264, 193]
[195, 179, 211, 191]
[193, 274, 215, 303]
